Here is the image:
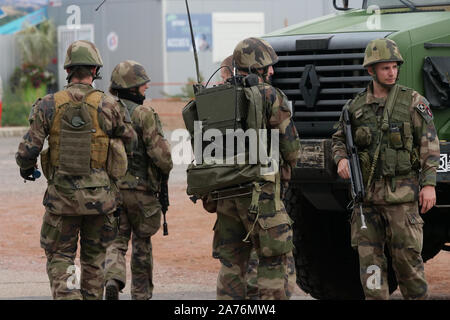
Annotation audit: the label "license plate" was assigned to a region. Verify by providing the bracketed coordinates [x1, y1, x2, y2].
[298, 140, 325, 169]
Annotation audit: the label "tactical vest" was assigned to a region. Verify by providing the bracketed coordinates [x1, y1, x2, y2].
[48, 90, 109, 176]
[184, 81, 277, 199]
[348, 85, 419, 186]
[119, 99, 161, 192]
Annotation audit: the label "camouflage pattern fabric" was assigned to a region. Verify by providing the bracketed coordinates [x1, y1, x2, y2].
[104, 87, 171, 299]
[213, 183, 296, 300]
[40, 212, 117, 300]
[264, 84, 301, 171]
[212, 83, 300, 300]
[245, 249, 259, 299]
[110, 60, 150, 90]
[350, 202, 427, 300]
[233, 37, 279, 70]
[16, 78, 136, 300]
[117, 99, 173, 192]
[332, 83, 440, 197]
[64, 40, 103, 68]
[363, 38, 404, 68]
[16, 83, 137, 216]
[104, 190, 161, 300]
[331, 81, 440, 299]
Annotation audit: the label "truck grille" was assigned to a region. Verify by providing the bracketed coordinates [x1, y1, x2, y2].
[272, 47, 371, 137]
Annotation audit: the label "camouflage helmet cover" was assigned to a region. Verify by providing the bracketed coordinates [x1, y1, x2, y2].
[110, 60, 150, 90]
[64, 40, 103, 69]
[363, 38, 404, 68]
[233, 37, 279, 70]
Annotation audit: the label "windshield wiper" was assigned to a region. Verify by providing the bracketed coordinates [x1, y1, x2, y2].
[398, 0, 417, 11]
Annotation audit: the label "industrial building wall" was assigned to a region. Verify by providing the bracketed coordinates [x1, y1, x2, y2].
[162, 0, 335, 97]
[45, 0, 336, 99]
[47, 0, 164, 98]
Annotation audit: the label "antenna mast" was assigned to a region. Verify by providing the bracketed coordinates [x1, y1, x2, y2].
[184, 0, 202, 86]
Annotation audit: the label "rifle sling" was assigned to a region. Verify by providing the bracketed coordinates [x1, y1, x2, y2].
[366, 84, 400, 190]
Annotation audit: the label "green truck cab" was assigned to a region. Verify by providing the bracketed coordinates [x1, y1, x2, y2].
[263, 0, 450, 299]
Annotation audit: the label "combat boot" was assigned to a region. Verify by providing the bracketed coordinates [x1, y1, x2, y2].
[105, 279, 120, 300]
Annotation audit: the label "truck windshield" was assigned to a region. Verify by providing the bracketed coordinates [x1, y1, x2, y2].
[366, 0, 450, 8]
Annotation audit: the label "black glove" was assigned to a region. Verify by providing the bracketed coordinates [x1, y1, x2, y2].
[20, 167, 36, 181]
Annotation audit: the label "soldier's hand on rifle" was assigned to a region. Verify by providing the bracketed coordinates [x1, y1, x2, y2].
[419, 185, 436, 214]
[337, 158, 350, 180]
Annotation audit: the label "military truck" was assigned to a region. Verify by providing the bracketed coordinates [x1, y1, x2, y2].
[263, 0, 450, 299]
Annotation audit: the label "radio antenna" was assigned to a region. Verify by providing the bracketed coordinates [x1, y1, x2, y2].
[95, 0, 106, 11]
[184, 0, 202, 86]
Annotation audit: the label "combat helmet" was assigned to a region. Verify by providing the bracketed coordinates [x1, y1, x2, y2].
[363, 38, 404, 68]
[233, 37, 279, 70]
[64, 40, 103, 69]
[110, 60, 150, 90]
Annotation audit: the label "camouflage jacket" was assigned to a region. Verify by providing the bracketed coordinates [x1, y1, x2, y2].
[16, 83, 137, 215]
[266, 85, 301, 183]
[331, 82, 440, 204]
[117, 98, 173, 192]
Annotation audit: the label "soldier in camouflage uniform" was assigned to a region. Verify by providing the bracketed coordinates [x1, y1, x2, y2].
[104, 60, 173, 300]
[331, 38, 440, 300]
[209, 38, 301, 300]
[15, 40, 137, 300]
[204, 54, 260, 299]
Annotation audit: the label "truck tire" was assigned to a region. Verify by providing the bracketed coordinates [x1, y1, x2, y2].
[284, 184, 398, 300]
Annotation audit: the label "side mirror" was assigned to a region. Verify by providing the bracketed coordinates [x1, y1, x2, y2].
[333, 0, 351, 11]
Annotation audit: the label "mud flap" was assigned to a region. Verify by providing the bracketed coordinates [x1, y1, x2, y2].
[423, 56, 450, 109]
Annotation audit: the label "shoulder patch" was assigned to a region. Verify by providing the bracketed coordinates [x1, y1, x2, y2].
[354, 108, 363, 119]
[415, 98, 433, 123]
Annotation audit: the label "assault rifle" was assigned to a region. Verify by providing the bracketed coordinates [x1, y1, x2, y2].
[159, 174, 169, 236]
[342, 108, 367, 230]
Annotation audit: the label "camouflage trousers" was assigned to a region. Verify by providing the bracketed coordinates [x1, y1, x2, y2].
[104, 190, 161, 300]
[245, 249, 259, 299]
[351, 202, 428, 300]
[40, 211, 117, 300]
[213, 184, 295, 300]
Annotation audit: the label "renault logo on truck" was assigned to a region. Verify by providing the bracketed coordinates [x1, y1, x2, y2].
[299, 64, 320, 108]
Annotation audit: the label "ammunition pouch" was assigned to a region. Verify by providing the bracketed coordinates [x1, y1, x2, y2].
[106, 138, 128, 180]
[354, 126, 372, 148]
[40, 148, 52, 180]
[381, 147, 412, 177]
[397, 149, 412, 175]
[389, 124, 403, 149]
[186, 161, 263, 198]
[382, 147, 397, 177]
[384, 174, 418, 204]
